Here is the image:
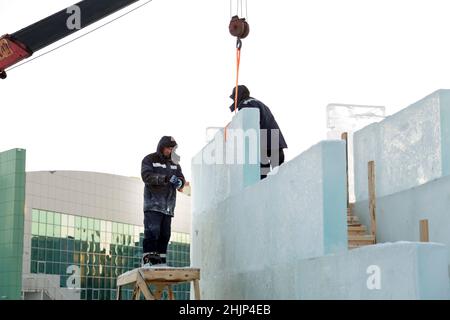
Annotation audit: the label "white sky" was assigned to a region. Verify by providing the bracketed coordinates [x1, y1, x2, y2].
[2, 0, 450, 180]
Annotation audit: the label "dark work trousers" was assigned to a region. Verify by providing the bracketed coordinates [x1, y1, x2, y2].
[143, 210, 172, 254]
[261, 148, 285, 179]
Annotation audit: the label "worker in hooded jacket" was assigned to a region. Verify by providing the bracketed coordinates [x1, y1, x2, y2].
[229, 85, 288, 179]
[140, 136, 185, 266]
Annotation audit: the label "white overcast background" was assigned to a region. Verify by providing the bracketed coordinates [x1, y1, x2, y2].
[2, 0, 450, 180]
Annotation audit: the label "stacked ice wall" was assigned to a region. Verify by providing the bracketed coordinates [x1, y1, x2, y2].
[352, 90, 450, 274]
[192, 106, 450, 299]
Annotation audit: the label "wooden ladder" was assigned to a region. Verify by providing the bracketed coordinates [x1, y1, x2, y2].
[347, 203, 376, 249]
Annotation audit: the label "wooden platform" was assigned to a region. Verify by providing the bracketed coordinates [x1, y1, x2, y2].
[116, 267, 200, 300]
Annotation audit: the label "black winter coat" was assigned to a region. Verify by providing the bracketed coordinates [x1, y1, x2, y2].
[230, 86, 288, 150]
[141, 136, 185, 216]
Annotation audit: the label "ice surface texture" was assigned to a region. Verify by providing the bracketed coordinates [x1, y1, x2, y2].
[354, 90, 450, 201]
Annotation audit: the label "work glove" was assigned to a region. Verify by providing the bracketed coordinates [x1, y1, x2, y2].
[169, 175, 183, 189]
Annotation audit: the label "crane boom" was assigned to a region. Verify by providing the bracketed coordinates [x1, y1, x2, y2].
[0, 0, 141, 79]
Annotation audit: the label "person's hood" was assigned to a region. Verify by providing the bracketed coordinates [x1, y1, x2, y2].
[157, 136, 178, 155]
[229, 85, 250, 112]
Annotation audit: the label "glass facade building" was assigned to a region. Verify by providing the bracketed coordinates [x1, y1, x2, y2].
[0, 149, 26, 300]
[29, 209, 190, 300]
[0, 148, 192, 300]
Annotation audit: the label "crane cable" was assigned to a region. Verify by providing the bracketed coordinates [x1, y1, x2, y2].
[6, 0, 153, 73]
[225, 0, 249, 141]
[229, 0, 249, 113]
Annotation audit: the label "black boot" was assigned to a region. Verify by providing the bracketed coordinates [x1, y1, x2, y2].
[142, 252, 160, 267]
[159, 254, 167, 266]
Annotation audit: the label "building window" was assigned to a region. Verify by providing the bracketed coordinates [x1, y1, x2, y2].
[29, 209, 190, 300]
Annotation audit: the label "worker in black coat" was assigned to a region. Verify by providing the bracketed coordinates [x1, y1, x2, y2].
[229, 85, 288, 179]
[140, 136, 185, 266]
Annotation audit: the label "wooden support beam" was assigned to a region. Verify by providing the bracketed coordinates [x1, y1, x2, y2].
[168, 286, 174, 300]
[193, 279, 201, 300]
[368, 161, 377, 243]
[137, 269, 155, 300]
[116, 285, 121, 300]
[341, 132, 349, 208]
[420, 219, 429, 242]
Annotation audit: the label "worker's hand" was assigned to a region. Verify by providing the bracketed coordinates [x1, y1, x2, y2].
[169, 175, 183, 189]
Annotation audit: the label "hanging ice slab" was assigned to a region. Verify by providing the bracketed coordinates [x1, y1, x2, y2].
[353, 89, 450, 201]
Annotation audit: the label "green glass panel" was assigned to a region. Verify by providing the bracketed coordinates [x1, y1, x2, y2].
[46, 211, 54, 225]
[117, 223, 123, 235]
[32, 209, 39, 222]
[46, 224, 54, 237]
[54, 250, 61, 263]
[31, 236, 38, 248]
[30, 261, 37, 273]
[61, 214, 68, 226]
[82, 229, 88, 241]
[88, 218, 93, 230]
[69, 215, 76, 227]
[31, 248, 38, 260]
[38, 261, 45, 273]
[94, 219, 100, 231]
[31, 222, 39, 235]
[38, 249, 45, 261]
[75, 228, 81, 240]
[46, 261, 52, 274]
[54, 225, 61, 237]
[46, 238, 53, 249]
[38, 223, 46, 236]
[68, 227, 74, 238]
[61, 226, 68, 238]
[54, 213, 61, 225]
[81, 217, 88, 229]
[75, 216, 81, 228]
[39, 210, 46, 223]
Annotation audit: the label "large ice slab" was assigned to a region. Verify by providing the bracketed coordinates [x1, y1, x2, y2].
[197, 242, 449, 299]
[354, 173, 450, 271]
[353, 89, 450, 201]
[192, 108, 260, 214]
[191, 134, 348, 293]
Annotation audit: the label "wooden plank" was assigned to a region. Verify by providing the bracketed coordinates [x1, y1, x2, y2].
[153, 284, 165, 300]
[117, 267, 200, 286]
[137, 269, 155, 300]
[420, 219, 429, 242]
[140, 268, 200, 282]
[341, 132, 349, 209]
[193, 279, 201, 300]
[168, 286, 174, 300]
[116, 285, 121, 300]
[117, 270, 138, 287]
[132, 286, 141, 300]
[368, 161, 377, 243]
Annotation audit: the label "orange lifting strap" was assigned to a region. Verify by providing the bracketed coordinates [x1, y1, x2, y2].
[234, 46, 241, 114]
